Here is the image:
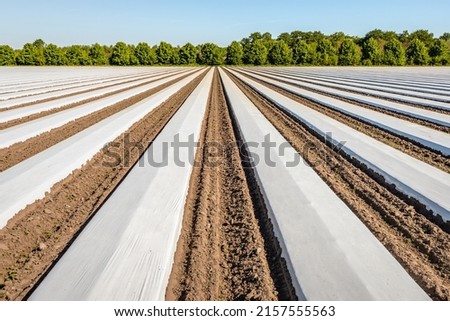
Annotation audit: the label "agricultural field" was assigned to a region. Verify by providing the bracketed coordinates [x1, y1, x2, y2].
[0, 66, 449, 301]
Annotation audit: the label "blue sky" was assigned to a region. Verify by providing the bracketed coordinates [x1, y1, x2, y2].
[1, 0, 449, 48]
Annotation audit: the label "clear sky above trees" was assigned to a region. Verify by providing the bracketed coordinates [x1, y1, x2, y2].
[1, 0, 449, 48]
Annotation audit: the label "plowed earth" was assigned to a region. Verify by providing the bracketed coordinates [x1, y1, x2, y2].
[0, 68, 448, 301]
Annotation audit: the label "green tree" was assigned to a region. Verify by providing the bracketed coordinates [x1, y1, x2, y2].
[364, 29, 398, 41]
[33, 39, 46, 64]
[316, 38, 337, 65]
[291, 39, 310, 64]
[293, 30, 325, 44]
[429, 39, 449, 65]
[406, 38, 429, 65]
[226, 41, 243, 65]
[89, 43, 108, 65]
[241, 36, 252, 64]
[44, 44, 66, 65]
[172, 47, 181, 65]
[134, 42, 156, 65]
[268, 40, 292, 65]
[33, 39, 45, 49]
[0, 45, 16, 65]
[198, 43, 223, 65]
[156, 41, 175, 65]
[364, 29, 384, 40]
[245, 40, 268, 65]
[16, 43, 45, 65]
[408, 30, 434, 48]
[261, 32, 273, 49]
[248, 32, 262, 43]
[128, 45, 140, 65]
[329, 32, 346, 48]
[361, 37, 382, 65]
[242, 31, 273, 63]
[277, 32, 292, 46]
[5, 28, 448, 67]
[306, 43, 320, 65]
[178, 43, 197, 65]
[289, 30, 304, 44]
[383, 38, 406, 65]
[338, 39, 361, 65]
[110, 42, 131, 65]
[66, 45, 90, 65]
[398, 30, 410, 43]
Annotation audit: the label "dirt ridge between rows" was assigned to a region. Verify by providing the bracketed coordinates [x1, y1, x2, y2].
[227, 69, 450, 301]
[0, 71, 157, 102]
[235, 70, 450, 174]
[221, 72, 298, 300]
[282, 72, 450, 134]
[167, 68, 290, 300]
[0, 69, 208, 301]
[253, 71, 450, 133]
[0, 70, 189, 130]
[0, 71, 180, 113]
[298, 75, 450, 101]
[0, 71, 198, 172]
[259, 70, 450, 115]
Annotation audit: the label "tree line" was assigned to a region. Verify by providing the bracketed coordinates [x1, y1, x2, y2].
[1, 29, 449, 66]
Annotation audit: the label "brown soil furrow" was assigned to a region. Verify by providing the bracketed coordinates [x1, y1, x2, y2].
[226, 70, 450, 301]
[0, 72, 156, 100]
[0, 69, 208, 301]
[167, 68, 283, 301]
[0, 71, 185, 113]
[0, 71, 198, 172]
[235, 70, 450, 174]
[255, 71, 450, 133]
[260, 71, 450, 116]
[0, 71, 189, 130]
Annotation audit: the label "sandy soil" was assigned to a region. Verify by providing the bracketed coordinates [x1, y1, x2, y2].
[0, 72, 183, 131]
[166, 69, 295, 300]
[0, 70, 207, 301]
[0, 72, 167, 113]
[238, 71, 450, 175]
[273, 72, 450, 116]
[227, 70, 450, 301]
[0, 67, 448, 301]
[0, 72, 154, 101]
[0, 72, 196, 171]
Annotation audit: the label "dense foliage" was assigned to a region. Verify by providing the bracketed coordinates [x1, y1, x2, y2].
[1, 29, 449, 66]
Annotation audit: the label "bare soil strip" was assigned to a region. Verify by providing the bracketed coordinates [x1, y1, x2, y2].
[0, 71, 190, 130]
[166, 69, 293, 300]
[0, 71, 182, 112]
[0, 72, 156, 100]
[236, 71, 450, 174]
[0, 72, 197, 172]
[227, 70, 450, 301]
[263, 71, 450, 115]
[253, 70, 450, 127]
[0, 70, 208, 301]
